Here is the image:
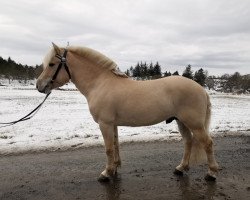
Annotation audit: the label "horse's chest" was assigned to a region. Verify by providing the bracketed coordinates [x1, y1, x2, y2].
[88, 101, 115, 124]
[88, 104, 99, 123]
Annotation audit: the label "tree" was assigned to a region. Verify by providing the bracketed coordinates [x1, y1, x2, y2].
[194, 68, 207, 86]
[206, 76, 215, 90]
[182, 64, 193, 79]
[153, 62, 162, 79]
[226, 72, 241, 92]
[164, 71, 171, 77]
[0, 56, 37, 81]
[241, 74, 250, 93]
[132, 62, 141, 77]
[172, 71, 179, 75]
[148, 62, 154, 77]
[140, 62, 149, 79]
[125, 69, 130, 76]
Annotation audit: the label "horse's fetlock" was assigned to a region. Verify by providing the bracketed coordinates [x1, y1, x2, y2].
[106, 167, 115, 176]
[114, 160, 121, 167]
[210, 163, 219, 172]
[183, 165, 190, 171]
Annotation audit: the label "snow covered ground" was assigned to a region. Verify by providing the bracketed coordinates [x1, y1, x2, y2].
[0, 83, 249, 154]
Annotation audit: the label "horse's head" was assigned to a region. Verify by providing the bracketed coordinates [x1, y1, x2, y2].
[36, 43, 71, 94]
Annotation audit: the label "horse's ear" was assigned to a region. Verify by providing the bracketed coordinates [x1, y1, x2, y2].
[52, 42, 60, 54]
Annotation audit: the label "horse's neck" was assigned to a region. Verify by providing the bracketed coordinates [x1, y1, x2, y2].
[69, 53, 112, 97]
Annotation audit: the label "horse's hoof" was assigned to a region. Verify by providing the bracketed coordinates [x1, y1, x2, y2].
[204, 174, 216, 181]
[98, 174, 110, 182]
[173, 169, 183, 176]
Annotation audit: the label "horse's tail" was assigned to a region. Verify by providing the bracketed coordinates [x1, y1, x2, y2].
[189, 92, 211, 165]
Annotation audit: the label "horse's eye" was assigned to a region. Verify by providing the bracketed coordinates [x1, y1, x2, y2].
[49, 63, 55, 67]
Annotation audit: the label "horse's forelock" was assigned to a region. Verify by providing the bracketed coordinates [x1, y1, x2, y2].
[43, 48, 56, 69]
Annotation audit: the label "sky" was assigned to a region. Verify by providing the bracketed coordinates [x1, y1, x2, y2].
[0, 0, 249, 75]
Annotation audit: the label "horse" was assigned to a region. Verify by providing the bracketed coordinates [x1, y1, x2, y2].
[36, 43, 219, 182]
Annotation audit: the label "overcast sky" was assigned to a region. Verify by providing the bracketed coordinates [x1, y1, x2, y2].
[1, 0, 249, 75]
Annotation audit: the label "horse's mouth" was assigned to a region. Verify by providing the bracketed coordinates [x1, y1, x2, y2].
[37, 83, 51, 94]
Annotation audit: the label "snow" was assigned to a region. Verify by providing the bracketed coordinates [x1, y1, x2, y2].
[0, 83, 249, 155]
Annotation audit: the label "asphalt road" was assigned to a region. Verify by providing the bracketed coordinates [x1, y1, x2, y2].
[0, 135, 249, 200]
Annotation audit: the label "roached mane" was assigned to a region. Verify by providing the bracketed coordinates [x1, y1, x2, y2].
[68, 46, 128, 78]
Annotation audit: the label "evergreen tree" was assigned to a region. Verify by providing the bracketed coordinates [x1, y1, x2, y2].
[140, 62, 149, 78]
[194, 68, 207, 86]
[164, 71, 171, 77]
[132, 62, 141, 77]
[125, 69, 130, 76]
[0, 56, 37, 81]
[153, 62, 162, 78]
[148, 62, 154, 77]
[172, 71, 179, 75]
[182, 64, 193, 79]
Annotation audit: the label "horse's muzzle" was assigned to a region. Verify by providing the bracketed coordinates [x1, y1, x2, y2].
[36, 79, 52, 94]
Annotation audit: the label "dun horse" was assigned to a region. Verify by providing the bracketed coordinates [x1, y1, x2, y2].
[37, 43, 218, 182]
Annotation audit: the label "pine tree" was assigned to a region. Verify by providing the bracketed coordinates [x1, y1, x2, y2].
[132, 62, 141, 77]
[153, 62, 162, 79]
[164, 71, 171, 77]
[194, 68, 207, 86]
[125, 69, 130, 76]
[182, 64, 193, 79]
[172, 71, 179, 75]
[141, 62, 149, 78]
[0, 56, 37, 81]
[148, 62, 154, 78]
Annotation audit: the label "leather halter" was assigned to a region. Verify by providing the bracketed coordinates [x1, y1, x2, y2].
[51, 49, 71, 83]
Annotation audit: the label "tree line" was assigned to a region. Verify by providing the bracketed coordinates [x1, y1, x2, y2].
[126, 62, 250, 93]
[125, 61, 179, 79]
[0, 56, 249, 93]
[0, 56, 42, 83]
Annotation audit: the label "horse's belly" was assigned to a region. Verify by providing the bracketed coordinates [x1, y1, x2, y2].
[116, 106, 173, 127]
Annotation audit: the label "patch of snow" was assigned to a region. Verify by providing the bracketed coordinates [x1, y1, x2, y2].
[0, 86, 249, 154]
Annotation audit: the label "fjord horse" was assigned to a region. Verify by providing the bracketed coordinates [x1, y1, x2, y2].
[37, 43, 218, 182]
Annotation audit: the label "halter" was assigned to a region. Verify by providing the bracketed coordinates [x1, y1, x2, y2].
[51, 49, 71, 83]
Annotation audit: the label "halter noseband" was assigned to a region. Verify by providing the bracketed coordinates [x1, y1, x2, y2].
[51, 49, 71, 83]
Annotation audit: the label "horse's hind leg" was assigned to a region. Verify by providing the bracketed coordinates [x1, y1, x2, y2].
[174, 121, 193, 175]
[114, 126, 121, 173]
[191, 128, 219, 181]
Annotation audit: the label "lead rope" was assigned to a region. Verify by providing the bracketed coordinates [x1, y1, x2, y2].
[0, 92, 51, 128]
[0, 48, 70, 129]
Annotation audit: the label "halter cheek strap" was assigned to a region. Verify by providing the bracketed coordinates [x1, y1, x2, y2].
[51, 49, 71, 83]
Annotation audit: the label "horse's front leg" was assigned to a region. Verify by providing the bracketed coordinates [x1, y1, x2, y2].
[98, 122, 116, 182]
